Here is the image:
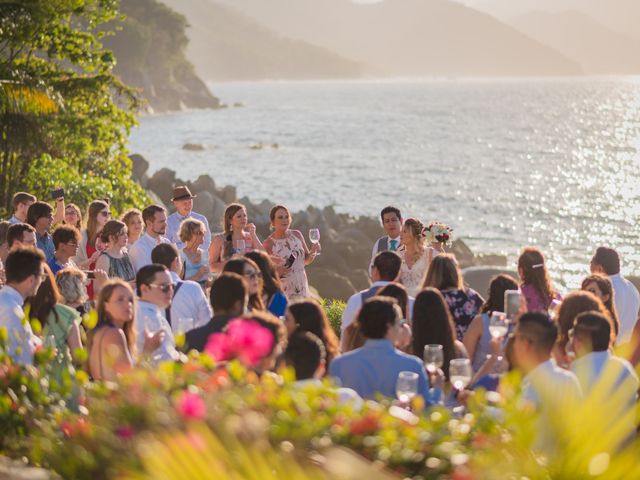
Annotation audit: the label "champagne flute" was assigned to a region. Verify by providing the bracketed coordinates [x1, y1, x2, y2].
[309, 228, 321, 256]
[423, 344, 444, 374]
[488, 311, 508, 339]
[174, 317, 193, 349]
[234, 239, 246, 255]
[396, 371, 419, 407]
[449, 358, 472, 391]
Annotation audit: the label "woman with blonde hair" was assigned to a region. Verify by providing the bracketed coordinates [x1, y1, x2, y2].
[518, 247, 560, 312]
[398, 218, 437, 297]
[121, 208, 143, 245]
[179, 218, 209, 287]
[209, 203, 263, 272]
[63, 203, 82, 229]
[94, 220, 135, 293]
[423, 253, 484, 340]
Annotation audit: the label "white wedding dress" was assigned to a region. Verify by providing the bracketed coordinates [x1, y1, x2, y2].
[399, 247, 438, 297]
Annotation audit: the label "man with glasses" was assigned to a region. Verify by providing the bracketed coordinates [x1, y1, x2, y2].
[27, 201, 56, 262]
[0, 248, 46, 364]
[48, 225, 81, 274]
[6, 223, 37, 250]
[129, 205, 171, 272]
[134, 264, 179, 364]
[166, 186, 212, 251]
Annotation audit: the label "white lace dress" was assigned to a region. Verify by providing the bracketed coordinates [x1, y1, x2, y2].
[270, 231, 310, 300]
[399, 247, 438, 297]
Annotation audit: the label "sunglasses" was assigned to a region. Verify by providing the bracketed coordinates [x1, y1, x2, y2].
[244, 271, 262, 280]
[148, 283, 173, 293]
[99, 211, 111, 217]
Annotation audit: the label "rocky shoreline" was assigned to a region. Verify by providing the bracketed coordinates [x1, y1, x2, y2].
[130, 154, 510, 300]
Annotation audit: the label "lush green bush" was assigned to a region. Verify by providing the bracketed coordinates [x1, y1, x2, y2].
[321, 298, 345, 339]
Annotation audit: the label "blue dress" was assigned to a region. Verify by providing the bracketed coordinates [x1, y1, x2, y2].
[267, 291, 288, 317]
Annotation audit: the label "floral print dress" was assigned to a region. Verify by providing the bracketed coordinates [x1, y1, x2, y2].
[442, 288, 485, 341]
[270, 231, 310, 300]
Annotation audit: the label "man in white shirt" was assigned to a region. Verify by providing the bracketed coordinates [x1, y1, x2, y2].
[129, 204, 171, 272]
[513, 312, 582, 453]
[369, 206, 402, 274]
[151, 243, 212, 331]
[341, 250, 406, 350]
[8, 192, 36, 224]
[590, 247, 640, 344]
[165, 186, 212, 251]
[0, 248, 45, 364]
[134, 264, 179, 363]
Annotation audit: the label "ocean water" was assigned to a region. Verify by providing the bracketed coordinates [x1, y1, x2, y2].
[128, 78, 640, 290]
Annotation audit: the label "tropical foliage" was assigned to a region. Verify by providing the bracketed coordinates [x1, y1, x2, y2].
[0, 0, 149, 215]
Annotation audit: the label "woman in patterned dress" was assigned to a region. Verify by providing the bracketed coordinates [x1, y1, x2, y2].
[263, 205, 320, 300]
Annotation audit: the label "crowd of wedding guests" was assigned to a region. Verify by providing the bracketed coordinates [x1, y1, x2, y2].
[1, 191, 639, 450]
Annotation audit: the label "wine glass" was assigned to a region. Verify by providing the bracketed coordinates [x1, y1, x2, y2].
[174, 317, 193, 350]
[423, 344, 444, 374]
[234, 239, 246, 255]
[489, 311, 508, 339]
[449, 358, 472, 391]
[308, 228, 321, 255]
[396, 371, 419, 406]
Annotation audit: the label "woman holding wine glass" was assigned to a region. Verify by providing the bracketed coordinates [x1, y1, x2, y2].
[263, 205, 320, 300]
[463, 274, 518, 373]
[209, 203, 263, 272]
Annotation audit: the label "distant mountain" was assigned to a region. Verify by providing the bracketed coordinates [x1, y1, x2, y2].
[160, 0, 367, 81]
[104, 0, 220, 112]
[474, 0, 640, 41]
[212, 0, 580, 76]
[510, 10, 640, 74]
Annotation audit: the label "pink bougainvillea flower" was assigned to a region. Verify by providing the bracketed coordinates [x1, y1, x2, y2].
[204, 332, 233, 362]
[115, 425, 135, 440]
[204, 319, 274, 367]
[177, 391, 206, 421]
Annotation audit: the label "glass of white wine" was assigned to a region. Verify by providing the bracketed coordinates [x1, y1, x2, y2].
[489, 311, 508, 339]
[449, 358, 472, 391]
[423, 344, 444, 374]
[309, 228, 321, 256]
[395, 371, 419, 407]
[234, 239, 246, 255]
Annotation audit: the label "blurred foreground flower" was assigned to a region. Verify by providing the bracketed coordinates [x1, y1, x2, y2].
[204, 319, 273, 367]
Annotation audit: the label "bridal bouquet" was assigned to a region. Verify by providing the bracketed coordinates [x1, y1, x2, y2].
[425, 221, 454, 247]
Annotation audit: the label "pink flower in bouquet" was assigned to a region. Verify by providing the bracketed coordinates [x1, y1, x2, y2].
[204, 319, 274, 367]
[177, 391, 206, 421]
[115, 425, 135, 440]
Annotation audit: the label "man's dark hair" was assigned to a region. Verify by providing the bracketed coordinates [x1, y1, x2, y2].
[151, 243, 179, 269]
[358, 296, 401, 339]
[5, 247, 44, 284]
[285, 331, 326, 380]
[373, 251, 402, 281]
[141, 204, 165, 226]
[135, 264, 168, 296]
[573, 311, 611, 352]
[380, 206, 402, 223]
[26, 201, 53, 227]
[51, 225, 81, 249]
[6, 223, 35, 247]
[591, 247, 620, 275]
[12, 192, 36, 210]
[517, 312, 558, 353]
[210, 272, 247, 313]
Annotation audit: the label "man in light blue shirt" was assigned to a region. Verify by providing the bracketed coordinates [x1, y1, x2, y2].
[166, 186, 211, 251]
[330, 297, 433, 403]
[0, 248, 46, 365]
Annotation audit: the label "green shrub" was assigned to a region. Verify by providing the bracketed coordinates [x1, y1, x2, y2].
[320, 298, 345, 338]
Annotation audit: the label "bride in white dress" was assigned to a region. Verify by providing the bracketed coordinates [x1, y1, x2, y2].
[399, 218, 438, 297]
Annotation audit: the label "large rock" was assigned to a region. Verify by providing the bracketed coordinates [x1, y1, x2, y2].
[307, 267, 357, 301]
[191, 174, 216, 194]
[147, 168, 176, 204]
[451, 239, 475, 268]
[628, 276, 640, 293]
[462, 266, 519, 298]
[129, 154, 149, 185]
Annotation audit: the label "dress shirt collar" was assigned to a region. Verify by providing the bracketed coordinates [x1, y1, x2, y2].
[137, 299, 161, 315]
[609, 273, 622, 282]
[363, 338, 395, 351]
[141, 232, 162, 245]
[370, 281, 392, 288]
[523, 358, 556, 383]
[573, 350, 610, 369]
[169, 271, 181, 284]
[2, 285, 25, 304]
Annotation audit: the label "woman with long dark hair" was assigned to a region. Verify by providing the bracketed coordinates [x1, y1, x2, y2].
[223, 257, 266, 312]
[209, 203, 263, 272]
[73, 199, 110, 269]
[285, 299, 340, 368]
[94, 220, 135, 293]
[518, 247, 560, 312]
[27, 264, 83, 366]
[411, 288, 467, 380]
[463, 274, 518, 373]
[246, 250, 288, 317]
[581, 274, 619, 336]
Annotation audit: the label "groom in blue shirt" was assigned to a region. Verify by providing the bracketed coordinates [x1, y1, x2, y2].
[330, 297, 432, 402]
